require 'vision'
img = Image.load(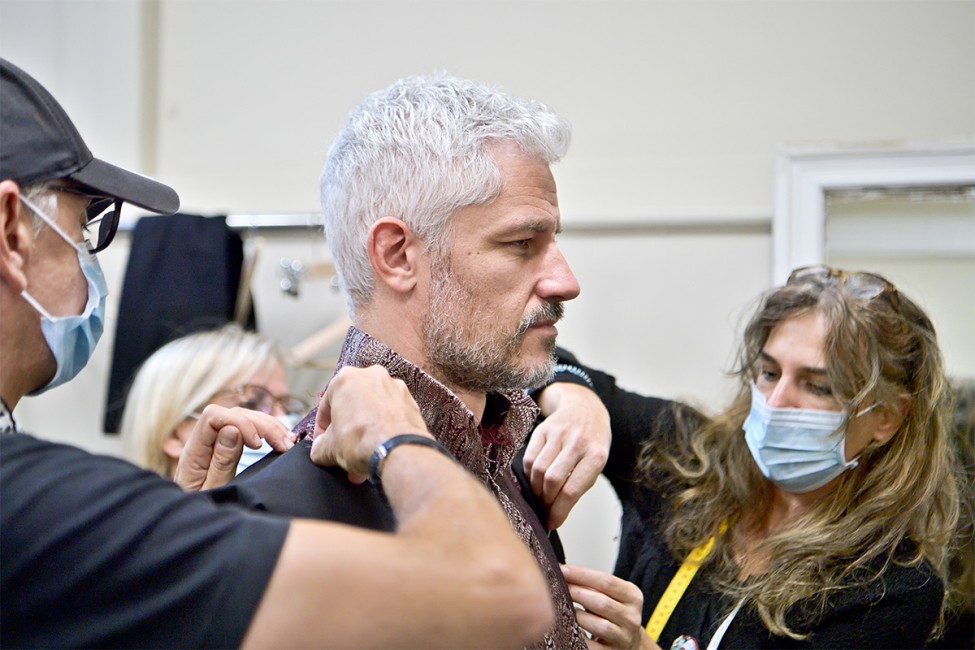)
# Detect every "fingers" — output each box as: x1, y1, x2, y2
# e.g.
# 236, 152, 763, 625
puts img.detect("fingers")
547, 448, 607, 529
563, 564, 642, 606
252, 411, 296, 453
206, 421, 246, 477
524, 421, 610, 529
174, 404, 241, 491
562, 564, 645, 650
314, 382, 334, 439
525, 422, 561, 502
309, 427, 339, 469
521, 422, 545, 474
310, 366, 430, 475
526, 381, 612, 528
174, 405, 296, 491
